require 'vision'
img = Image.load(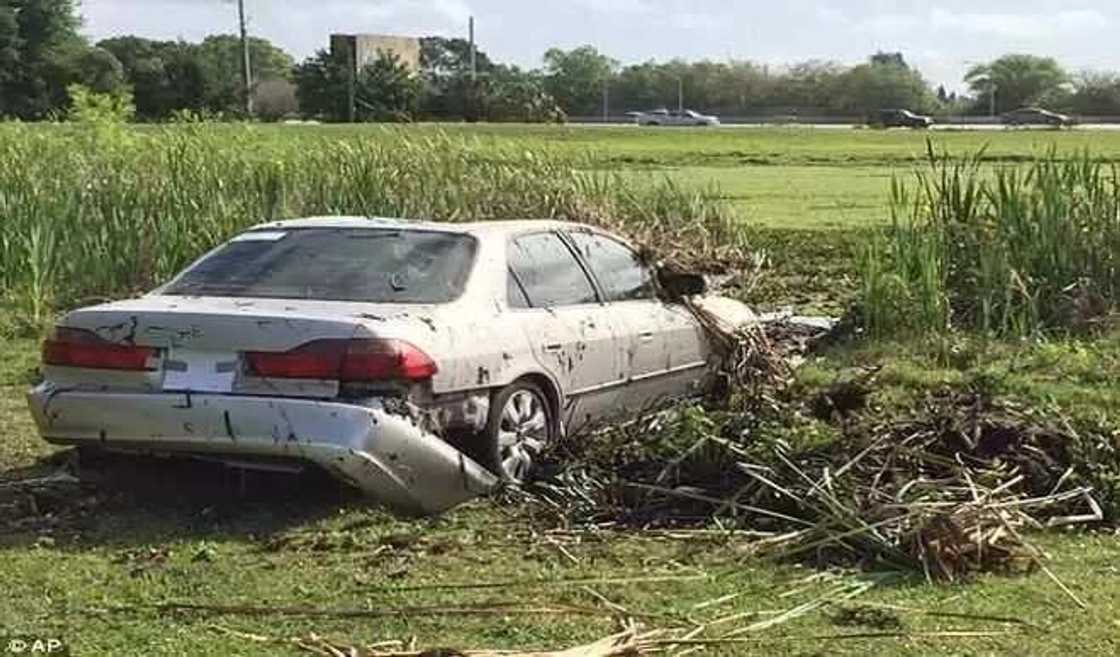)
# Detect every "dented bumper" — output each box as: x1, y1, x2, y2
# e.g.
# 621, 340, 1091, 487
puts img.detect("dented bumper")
25, 384, 497, 515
